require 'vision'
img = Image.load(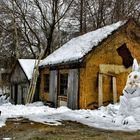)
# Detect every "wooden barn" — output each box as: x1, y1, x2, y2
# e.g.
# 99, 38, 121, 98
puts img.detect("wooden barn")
10, 59, 39, 104
39, 19, 140, 109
